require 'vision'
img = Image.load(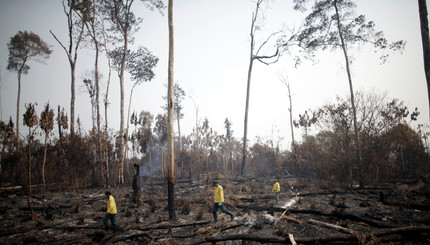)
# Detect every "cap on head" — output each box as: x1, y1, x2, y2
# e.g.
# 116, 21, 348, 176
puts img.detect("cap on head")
105, 191, 111, 195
